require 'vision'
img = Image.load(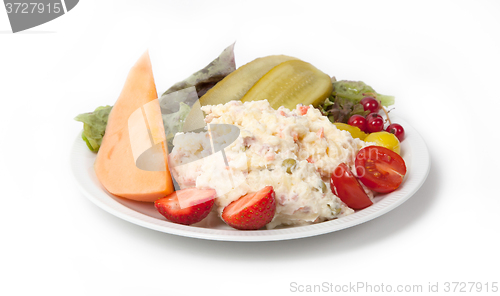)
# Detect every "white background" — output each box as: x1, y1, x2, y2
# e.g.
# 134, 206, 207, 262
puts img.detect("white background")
1, 1, 499, 295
